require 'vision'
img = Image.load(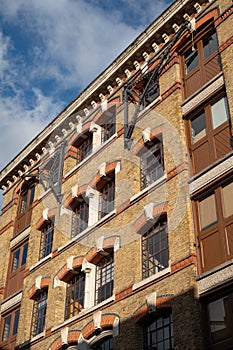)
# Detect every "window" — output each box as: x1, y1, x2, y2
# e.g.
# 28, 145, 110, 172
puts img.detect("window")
39, 220, 54, 260
140, 136, 164, 190
5, 242, 29, 297
195, 179, 233, 273
71, 198, 89, 237
15, 183, 35, 234
1, 309, 20, 342
202, 291, 233, 349
31, 289, 48, 337
143, 311, 174, 350
91, 336, 113, 350
99, 174, 115, 219
99, 106, 116, 143
74, 132, 93, 164
182, 27, 221, 98
65, 272, 85, 319
187, 95, 230, 174
11, 242, 28, 273
142, 218, 168, 279
95, 252, 114, 304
